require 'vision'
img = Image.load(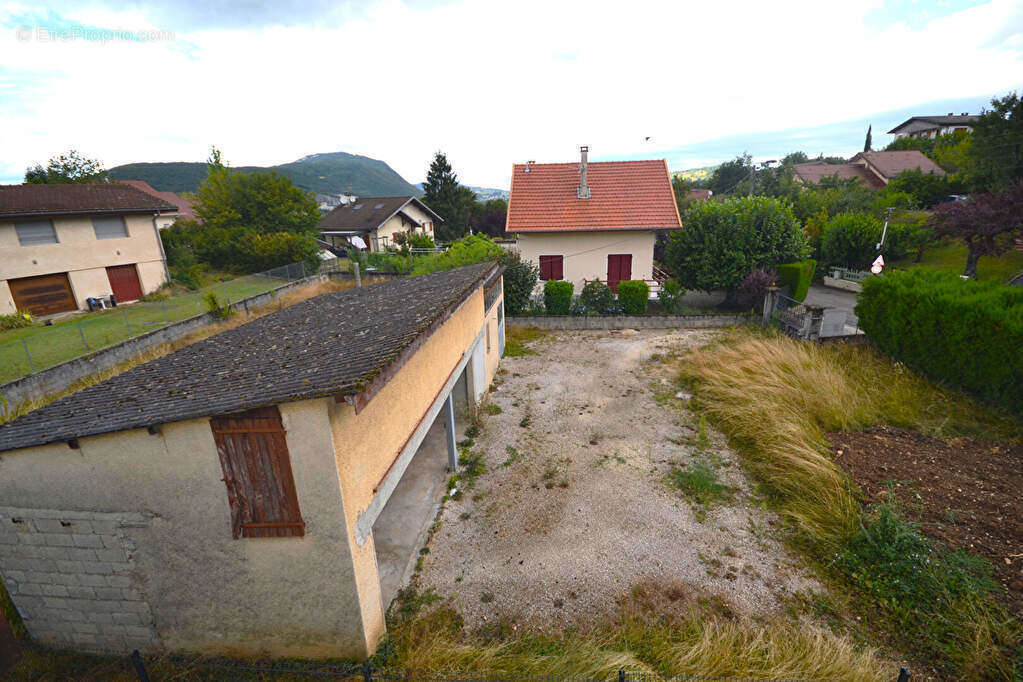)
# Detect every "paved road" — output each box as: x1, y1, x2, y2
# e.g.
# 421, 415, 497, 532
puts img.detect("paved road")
804, 284, 860, 327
